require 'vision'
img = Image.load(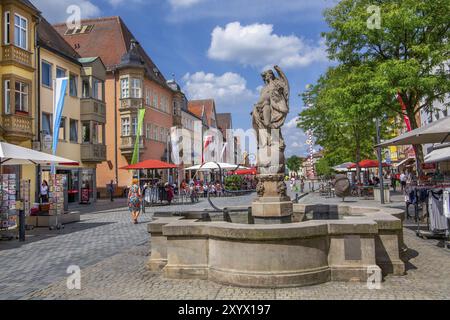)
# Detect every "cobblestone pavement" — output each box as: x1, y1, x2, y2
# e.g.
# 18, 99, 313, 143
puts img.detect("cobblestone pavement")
3, 190, 450, 300
25, 226, 450, 300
